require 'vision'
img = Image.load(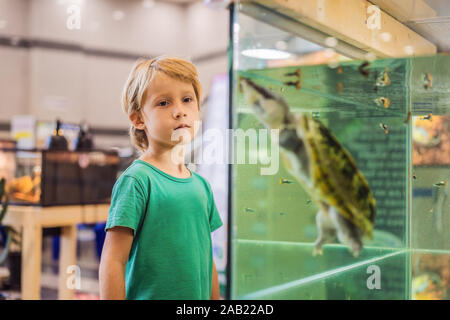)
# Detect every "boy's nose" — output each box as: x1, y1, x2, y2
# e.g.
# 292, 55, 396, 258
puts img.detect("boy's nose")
173, 106, 187, 119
